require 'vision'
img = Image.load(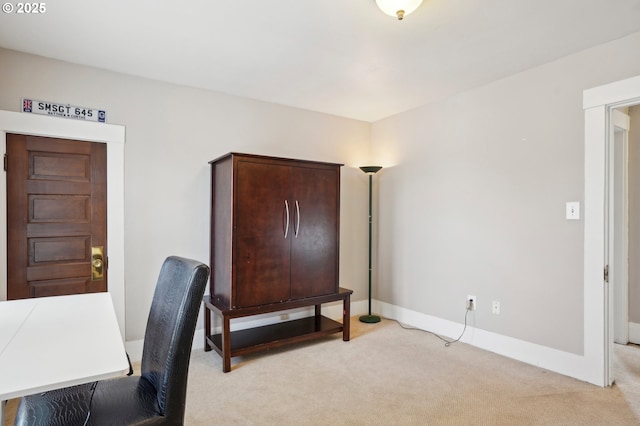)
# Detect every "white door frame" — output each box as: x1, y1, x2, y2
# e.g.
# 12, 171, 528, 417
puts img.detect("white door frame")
584, 75, 640, 386
0, 110, 126, 338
